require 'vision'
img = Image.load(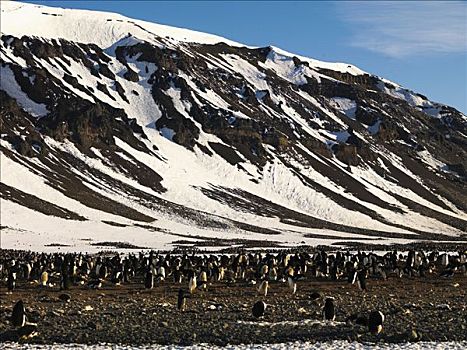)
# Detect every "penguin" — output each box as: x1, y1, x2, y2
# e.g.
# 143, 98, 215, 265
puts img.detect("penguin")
323, 297, 336, 321
198, 270, 208, 291
348, 269, 357, 285
24, 263, 32, 281
144, 269, 154, 289
40, 269, 48, 287
111, 271, 122, 285
259, 264, 268, 279
11, 300, 26, 328
287, 274, 297, 295
60, 271, 71, 291
268, 266, 278, 281
440, 253, 449, 267
157, 266, 166, 282
252, 300, 266, 318
177, 289, 186, 311
7, 271, 16, 294
173, 268, 183, 284
368, 310, 385, 334
257, 280, 269, 297
357, 270, 367, 291
188, 272, 197, 294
